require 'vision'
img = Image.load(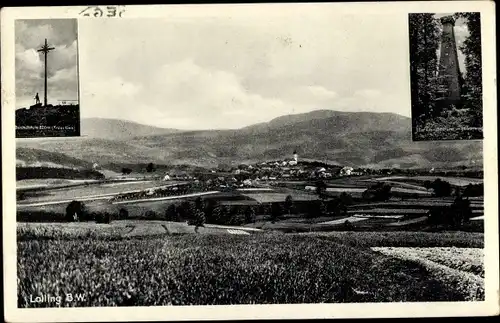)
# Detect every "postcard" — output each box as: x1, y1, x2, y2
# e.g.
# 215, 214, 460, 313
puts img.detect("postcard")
1, 2, 498, 322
